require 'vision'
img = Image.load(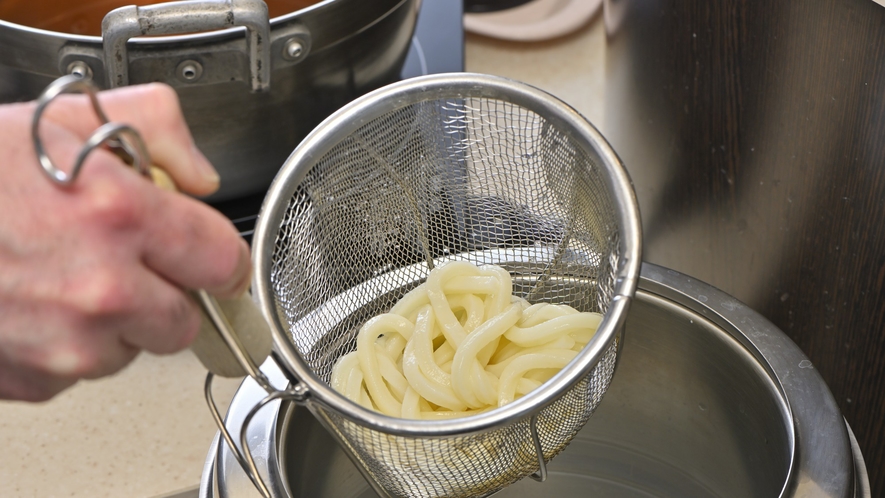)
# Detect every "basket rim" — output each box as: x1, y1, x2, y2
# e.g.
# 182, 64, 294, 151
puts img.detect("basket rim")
252, 72, 642, 436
